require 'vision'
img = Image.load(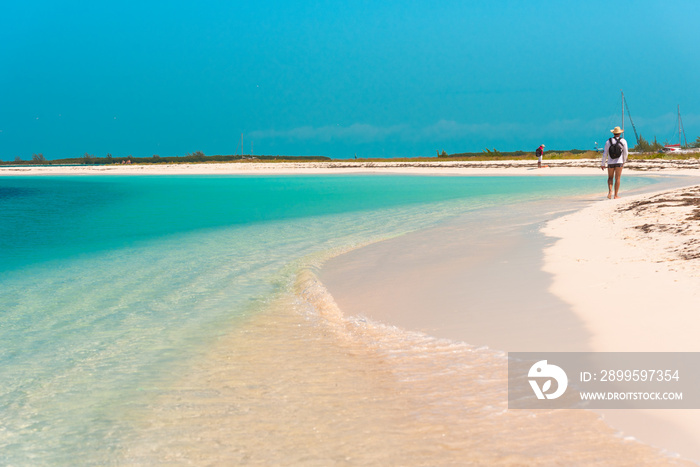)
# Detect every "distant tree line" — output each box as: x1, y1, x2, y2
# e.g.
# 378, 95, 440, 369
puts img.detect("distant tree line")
3, 142, 700, 164
0, 151, 332, 165
441, 149, 590, 158
1, 153, 49, 163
